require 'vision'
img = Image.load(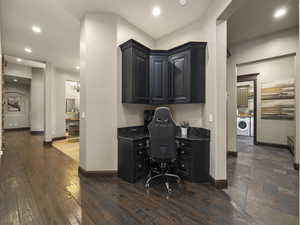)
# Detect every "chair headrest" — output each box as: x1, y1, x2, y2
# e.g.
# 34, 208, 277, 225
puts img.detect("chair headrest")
153, 107, 175, 124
